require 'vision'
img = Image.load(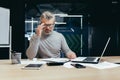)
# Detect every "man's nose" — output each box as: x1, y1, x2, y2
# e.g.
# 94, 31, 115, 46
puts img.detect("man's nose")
46, 26, 50, 29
